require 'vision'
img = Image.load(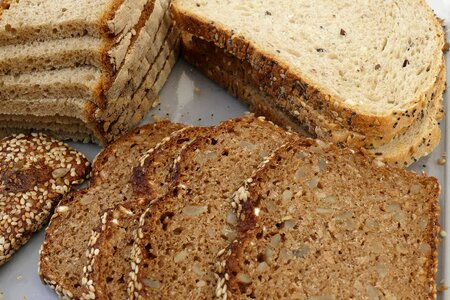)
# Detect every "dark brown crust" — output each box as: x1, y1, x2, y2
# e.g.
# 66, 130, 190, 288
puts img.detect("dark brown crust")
223, 139, 440, 299
0, 133, 90, 266
170, 2, 446, 140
